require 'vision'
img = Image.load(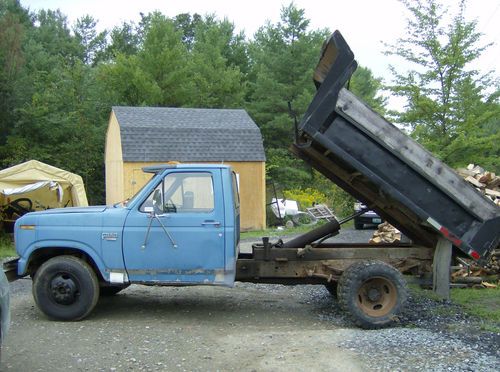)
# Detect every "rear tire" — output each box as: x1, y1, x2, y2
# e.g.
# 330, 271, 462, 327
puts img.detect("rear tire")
337, 260, 407, 329
33, 256, 99, 321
